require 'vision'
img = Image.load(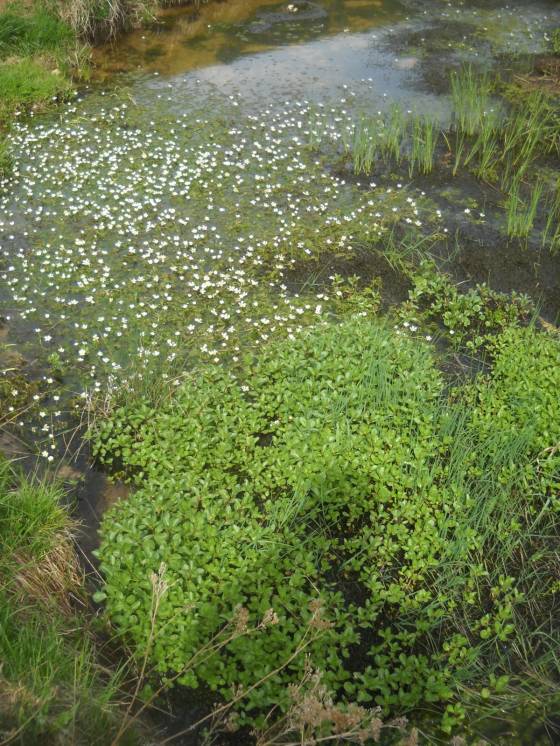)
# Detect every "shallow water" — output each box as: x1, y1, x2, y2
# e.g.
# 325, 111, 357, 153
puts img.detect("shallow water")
94, 0, 407, 78
0, 0, 560, 476
92, 0, 559, 110
1, 0, 560, 536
